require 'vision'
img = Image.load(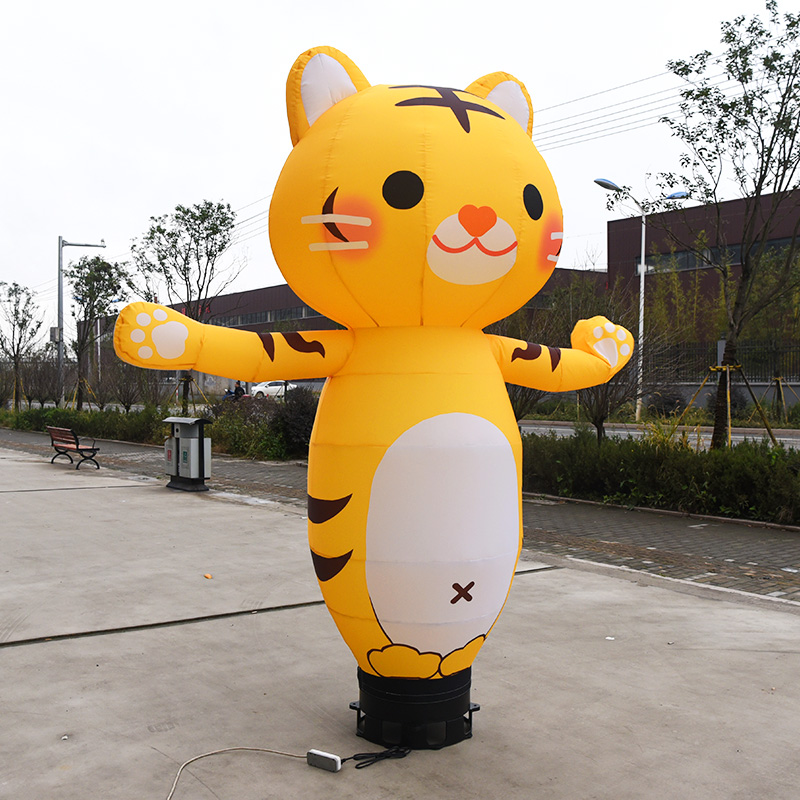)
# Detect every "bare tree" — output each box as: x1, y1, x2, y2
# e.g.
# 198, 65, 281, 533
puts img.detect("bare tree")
0, 365, 13, 410
107, 358, 142, 412
138, 368, 172, 409
0, 283, 43, 411
23, 348, 60, 408
546, 275, 679, 441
